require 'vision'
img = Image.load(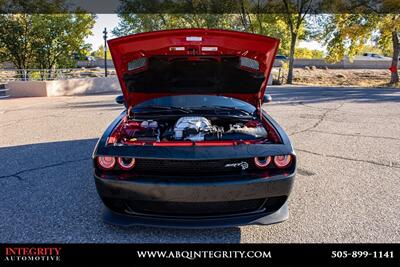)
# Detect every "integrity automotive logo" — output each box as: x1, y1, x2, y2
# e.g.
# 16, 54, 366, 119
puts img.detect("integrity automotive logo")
3, 247, 62, 262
